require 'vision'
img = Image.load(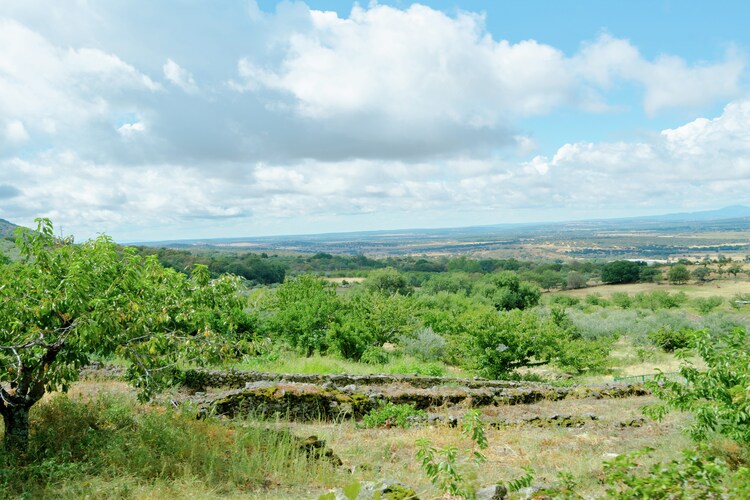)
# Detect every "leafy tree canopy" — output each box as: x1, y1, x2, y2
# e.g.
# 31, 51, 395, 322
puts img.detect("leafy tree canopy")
0, 220, 249, 452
